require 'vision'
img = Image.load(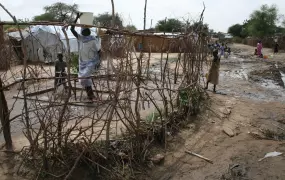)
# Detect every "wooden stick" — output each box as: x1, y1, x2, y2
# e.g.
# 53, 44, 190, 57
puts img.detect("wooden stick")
185, 150, 213, 164
13, 95, 109, 107
66, 86, 112, 94
1, 21, 191, 38
0, 2, 33, 146
143, 0, 148, 31
110, 0, 115, 28
64, 149, 84, 180
25, 87, 54, 97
